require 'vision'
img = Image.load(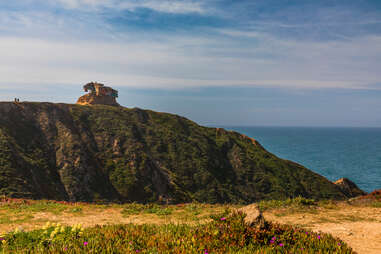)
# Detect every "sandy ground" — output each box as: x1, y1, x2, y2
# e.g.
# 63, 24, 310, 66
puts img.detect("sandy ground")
1, 203, 380, 253
262, 205, 381, 254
